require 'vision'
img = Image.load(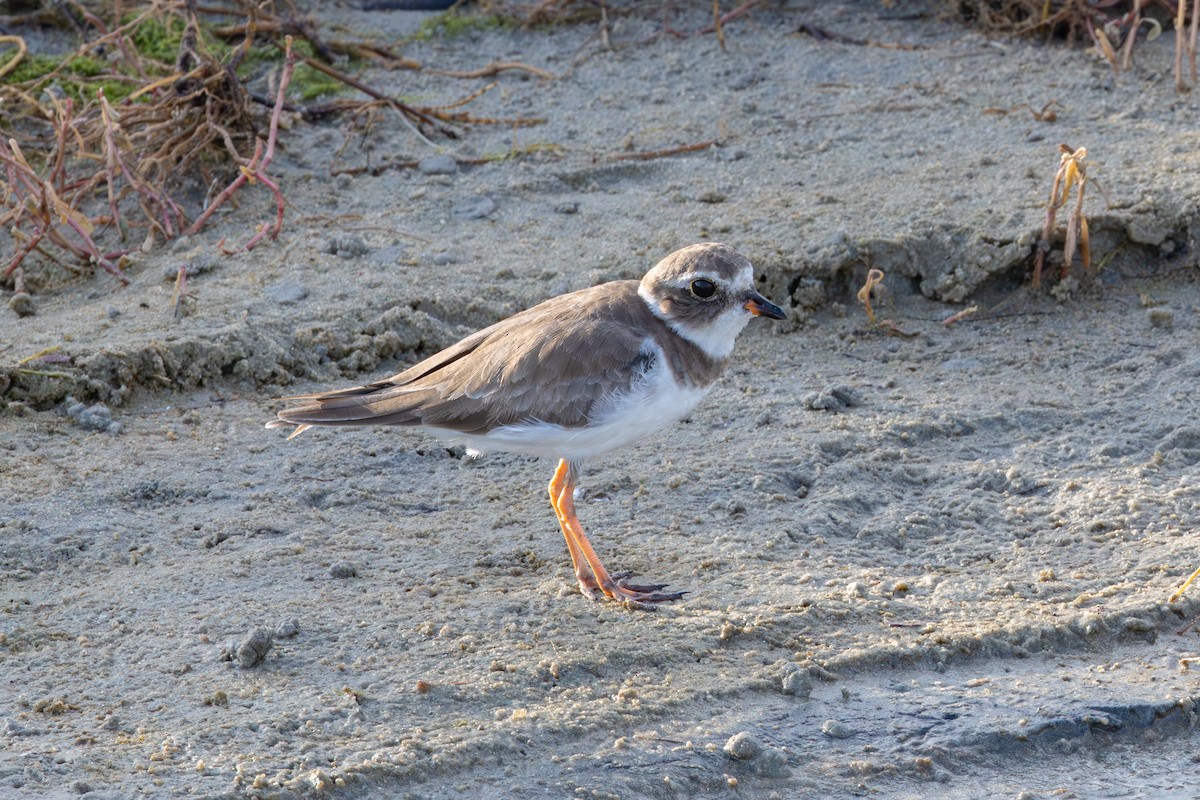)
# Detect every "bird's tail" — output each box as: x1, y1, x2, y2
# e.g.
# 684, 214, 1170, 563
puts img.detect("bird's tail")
265, 383, 429, 438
